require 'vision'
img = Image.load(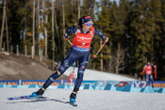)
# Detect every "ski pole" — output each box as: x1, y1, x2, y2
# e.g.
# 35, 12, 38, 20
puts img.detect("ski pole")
67, 40, 73, 46
93, 37, 109, 58
95, 42, 106, 56
65, 39, 73, 46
